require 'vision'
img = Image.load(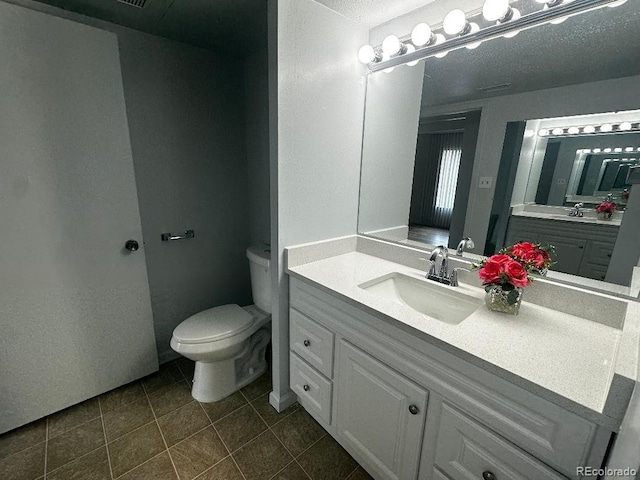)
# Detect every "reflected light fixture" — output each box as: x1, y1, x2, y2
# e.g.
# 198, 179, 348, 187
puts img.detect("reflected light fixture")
568, 127, 580, 135
583, 126, 596, 134
600, 124, 613, 132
